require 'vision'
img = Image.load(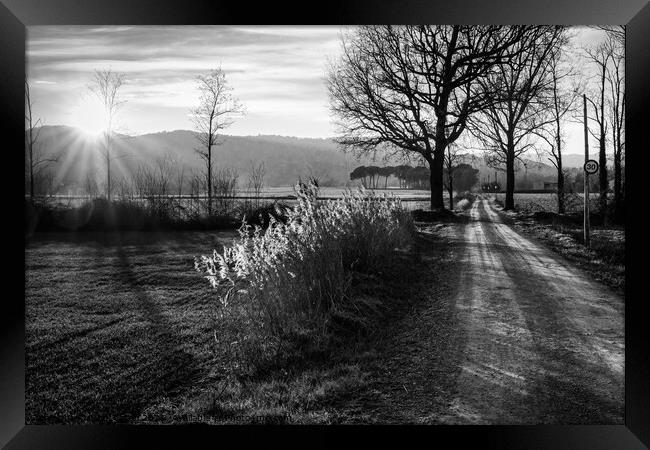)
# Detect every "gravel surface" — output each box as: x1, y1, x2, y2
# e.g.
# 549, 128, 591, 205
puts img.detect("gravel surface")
330, 197, 624, 424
